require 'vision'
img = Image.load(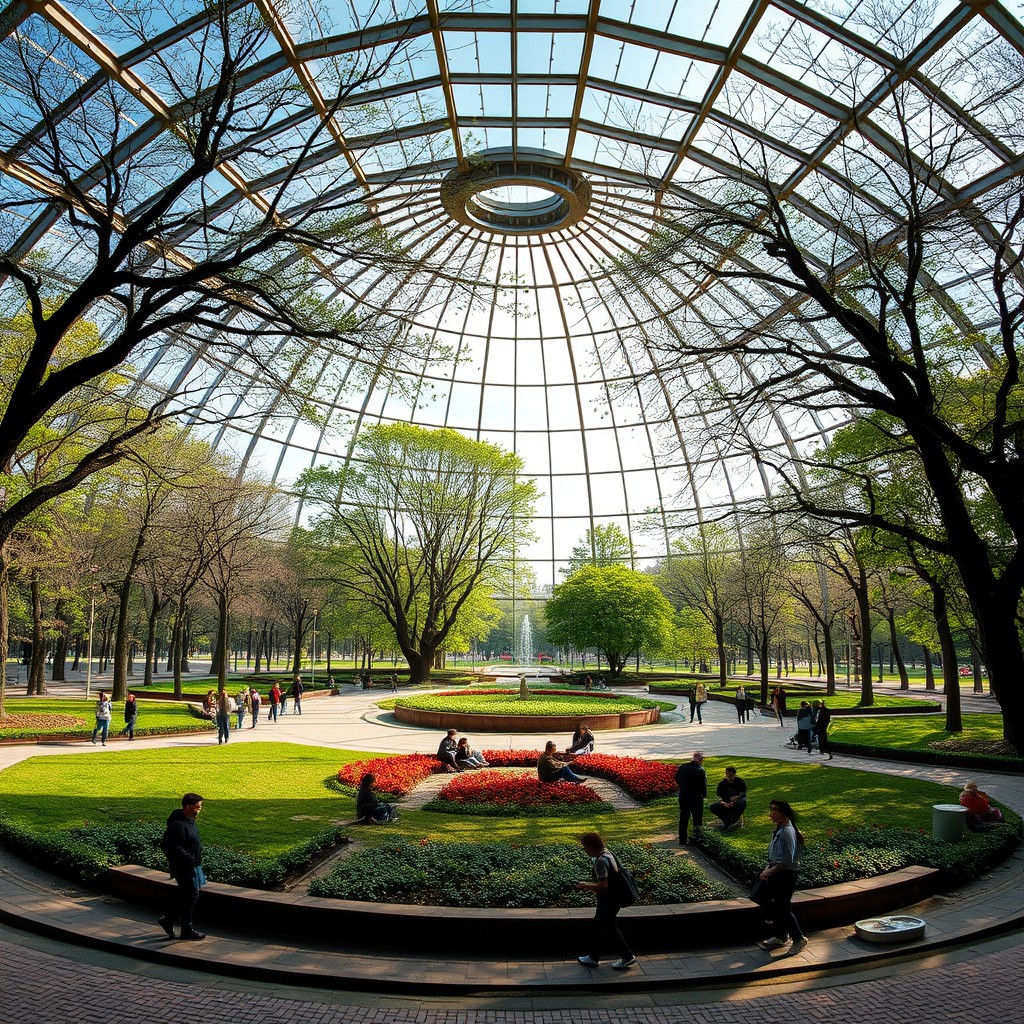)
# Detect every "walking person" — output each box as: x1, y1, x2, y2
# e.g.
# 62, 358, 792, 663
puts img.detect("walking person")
290, 674, 304, 715
158, 793, 206, 941
248, 687, 261, 727
120, 693, 138, 740
235, 686, 247, 730
735, 685, 748, 724
268, 683, 281, 722
675, 750, 707, 844
91, 691, 112, 745
575, 832, 636, 970
754, 799, 807, 954
772, 686, 787, 727
389, 672, 399, 692
795, 701, 814, 753
215, 689, 231, 744
816, 700, 833, 759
